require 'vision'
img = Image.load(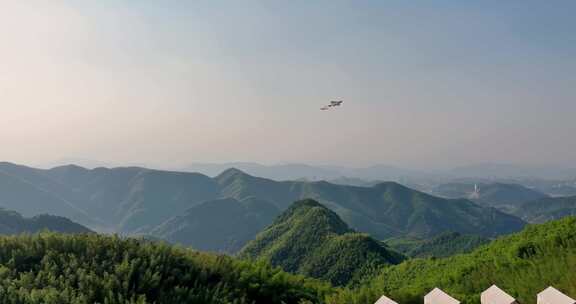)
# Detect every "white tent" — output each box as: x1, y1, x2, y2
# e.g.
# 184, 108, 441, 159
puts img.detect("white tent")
374, 295, 398, 304
424, 288, 460, 304
537, 287, 576, 304
481, 285, 518, 304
